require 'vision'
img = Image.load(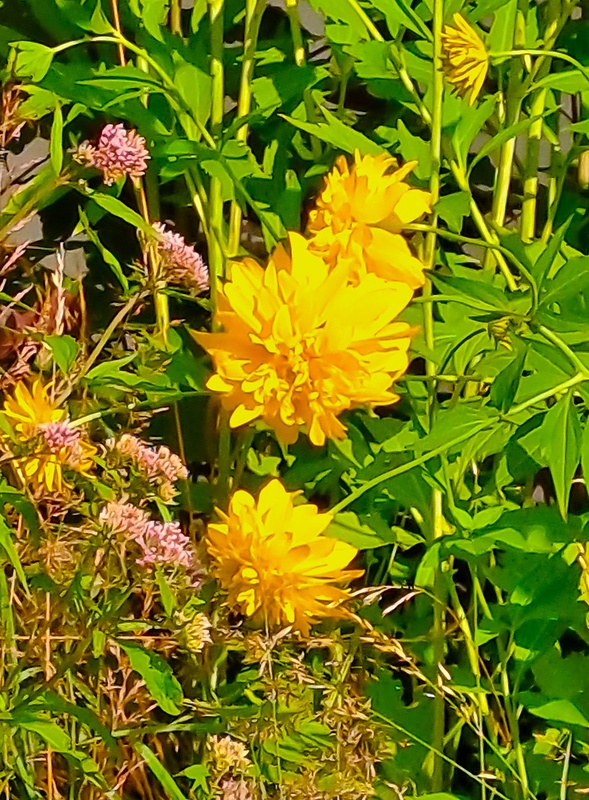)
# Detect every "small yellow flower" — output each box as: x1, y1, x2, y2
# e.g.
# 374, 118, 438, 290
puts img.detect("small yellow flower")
207, 480, 362, 635
307, 151, 430, 290
441, 13, 488, 105
1, 379, 96, 493
194, 233, 415, 446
